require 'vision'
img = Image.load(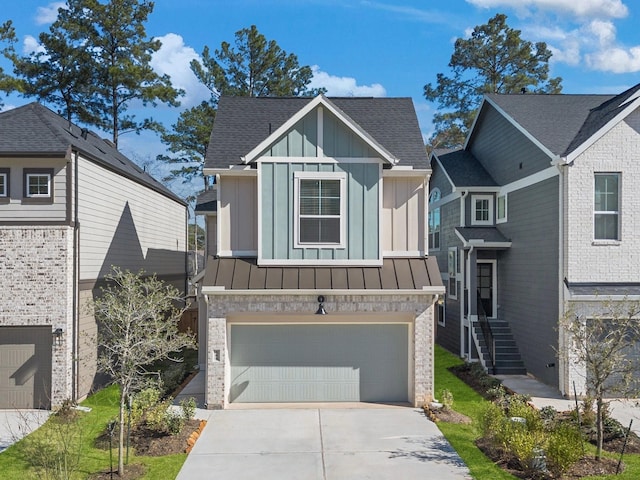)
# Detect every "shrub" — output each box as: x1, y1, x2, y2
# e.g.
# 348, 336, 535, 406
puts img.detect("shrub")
440, 389, 453, 410
131, 387, 162, 428
486, 385, 508, 403
539, 405, 558, 428
481, 402, 506, 441
546, 423, 583, 476
165, 410, 185, 436
146, 398, 174, 433
180, 397, 197, 420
